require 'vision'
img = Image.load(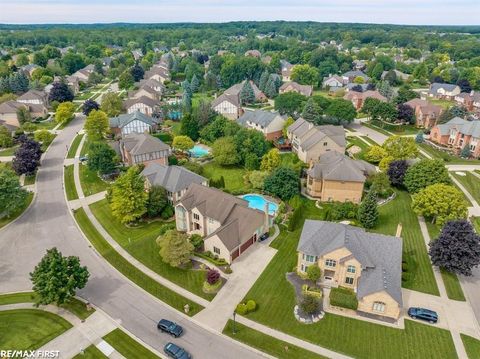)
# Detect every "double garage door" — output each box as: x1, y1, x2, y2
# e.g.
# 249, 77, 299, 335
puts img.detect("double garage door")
230, 234, 257, 261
